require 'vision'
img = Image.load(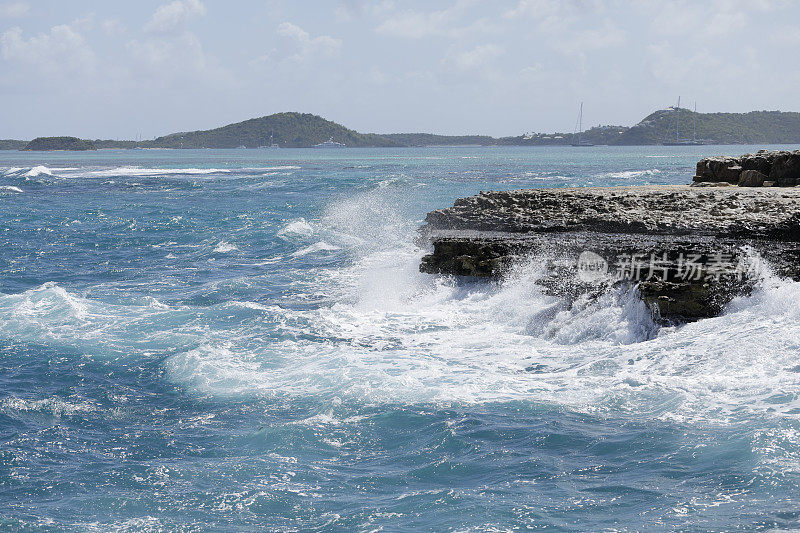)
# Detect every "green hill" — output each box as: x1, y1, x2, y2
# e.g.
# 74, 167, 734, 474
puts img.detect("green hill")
149, 112, 402, 148
23, 137, 96, 151
0, 139, 26, 150
615, 109, 800, 145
